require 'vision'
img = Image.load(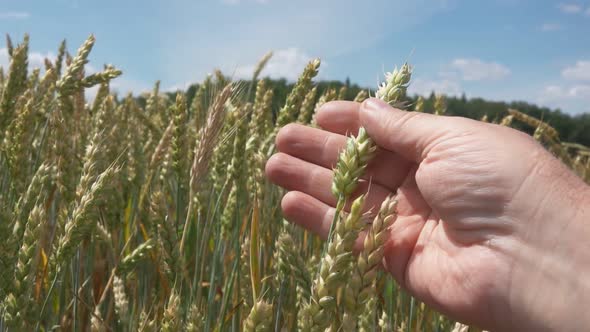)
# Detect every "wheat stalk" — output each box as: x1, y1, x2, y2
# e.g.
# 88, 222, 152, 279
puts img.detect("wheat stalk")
376, 63, 412, 105
118, 239, 155, 274
161, 290, 181, 332
354, 90, 369, 103
275, 59, 320, 128
326, 127, 376, 248
244, 300, 273, 332
297, 86, 318, 124
0, 35, 29, 132
342, 196, 398, 331
56, 34, 95, 96
185, 303, 205, 332
113, 275, 129, 324
307, 195, 366, 331
415, 95, 425, 112
252, 51, 273, 81
3, 204, 45, 329
435, 93, 447, 115
54, 164, 120, 264
180, 84, 232, 254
